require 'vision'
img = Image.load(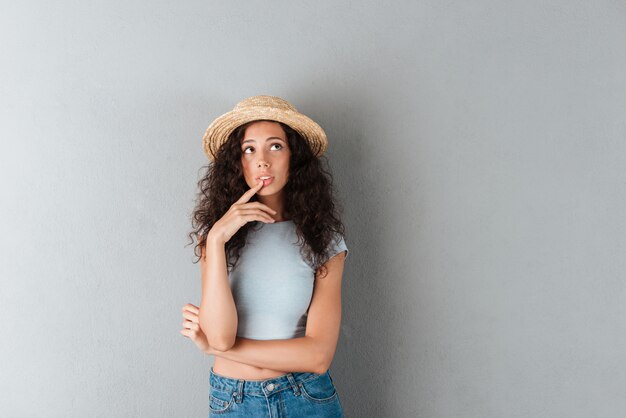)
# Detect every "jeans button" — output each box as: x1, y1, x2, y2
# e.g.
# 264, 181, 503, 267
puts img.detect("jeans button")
266, 383, 275, 392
